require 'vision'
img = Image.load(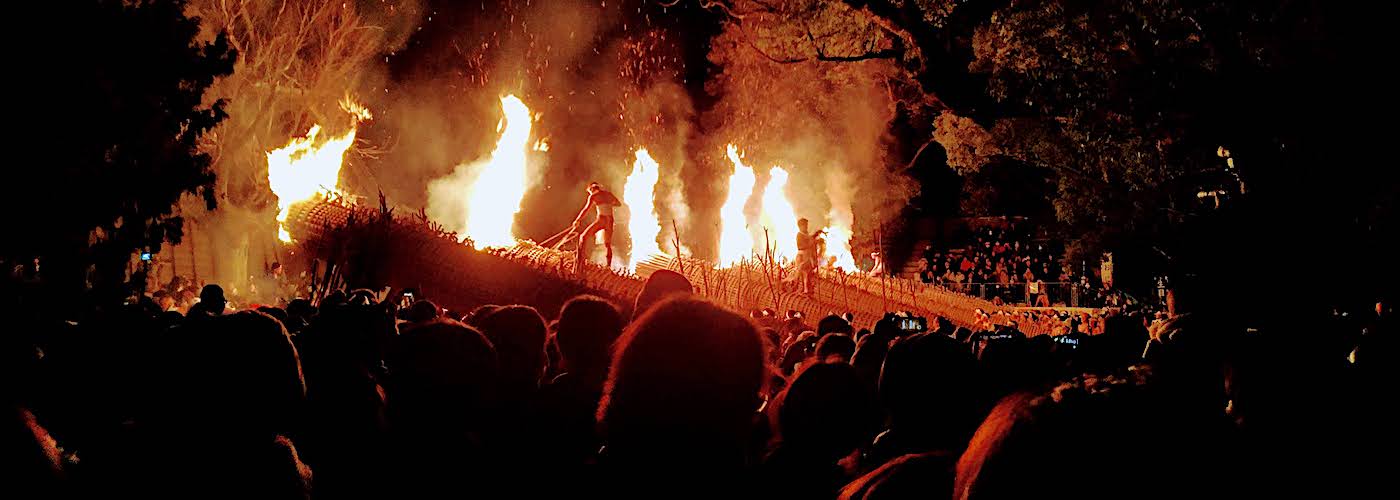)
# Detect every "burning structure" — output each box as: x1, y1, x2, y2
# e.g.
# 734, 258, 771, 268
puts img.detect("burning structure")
284, 193, 1031, 334
158, 1, 918, 293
